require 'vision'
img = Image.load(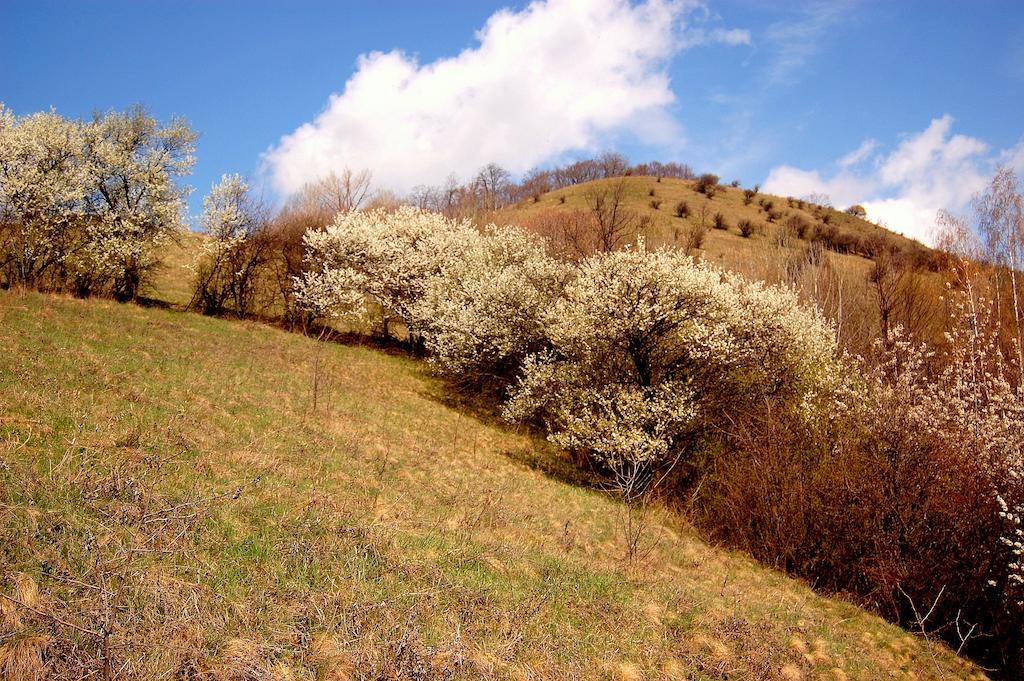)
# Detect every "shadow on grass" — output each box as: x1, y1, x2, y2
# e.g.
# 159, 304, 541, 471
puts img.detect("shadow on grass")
421, 374, 606, 491
135, 296, 175, 310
